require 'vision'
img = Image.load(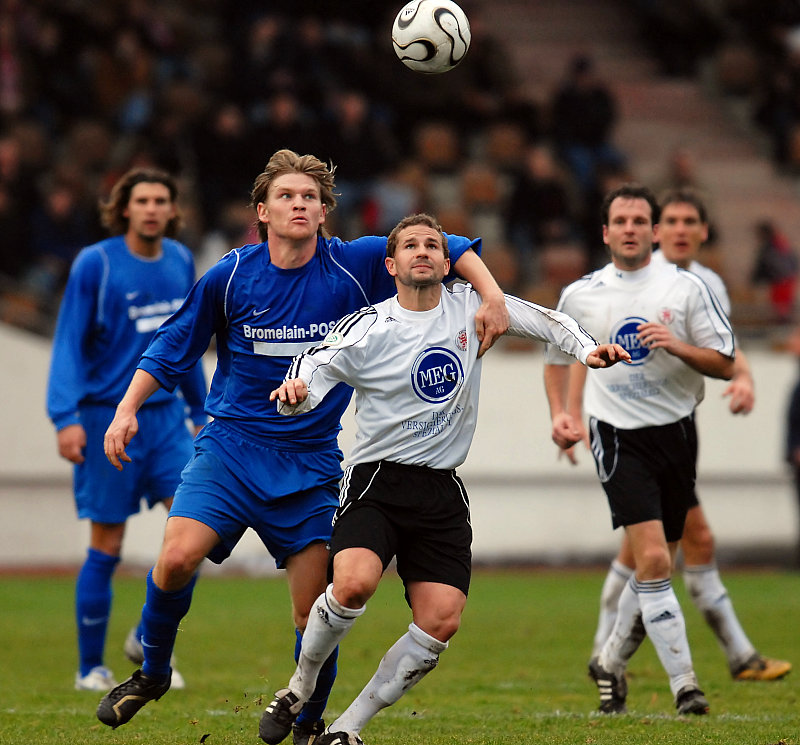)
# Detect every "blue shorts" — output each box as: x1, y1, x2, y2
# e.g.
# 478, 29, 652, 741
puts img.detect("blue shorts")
74, 400, 195, 524
169, 419, 341, 568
